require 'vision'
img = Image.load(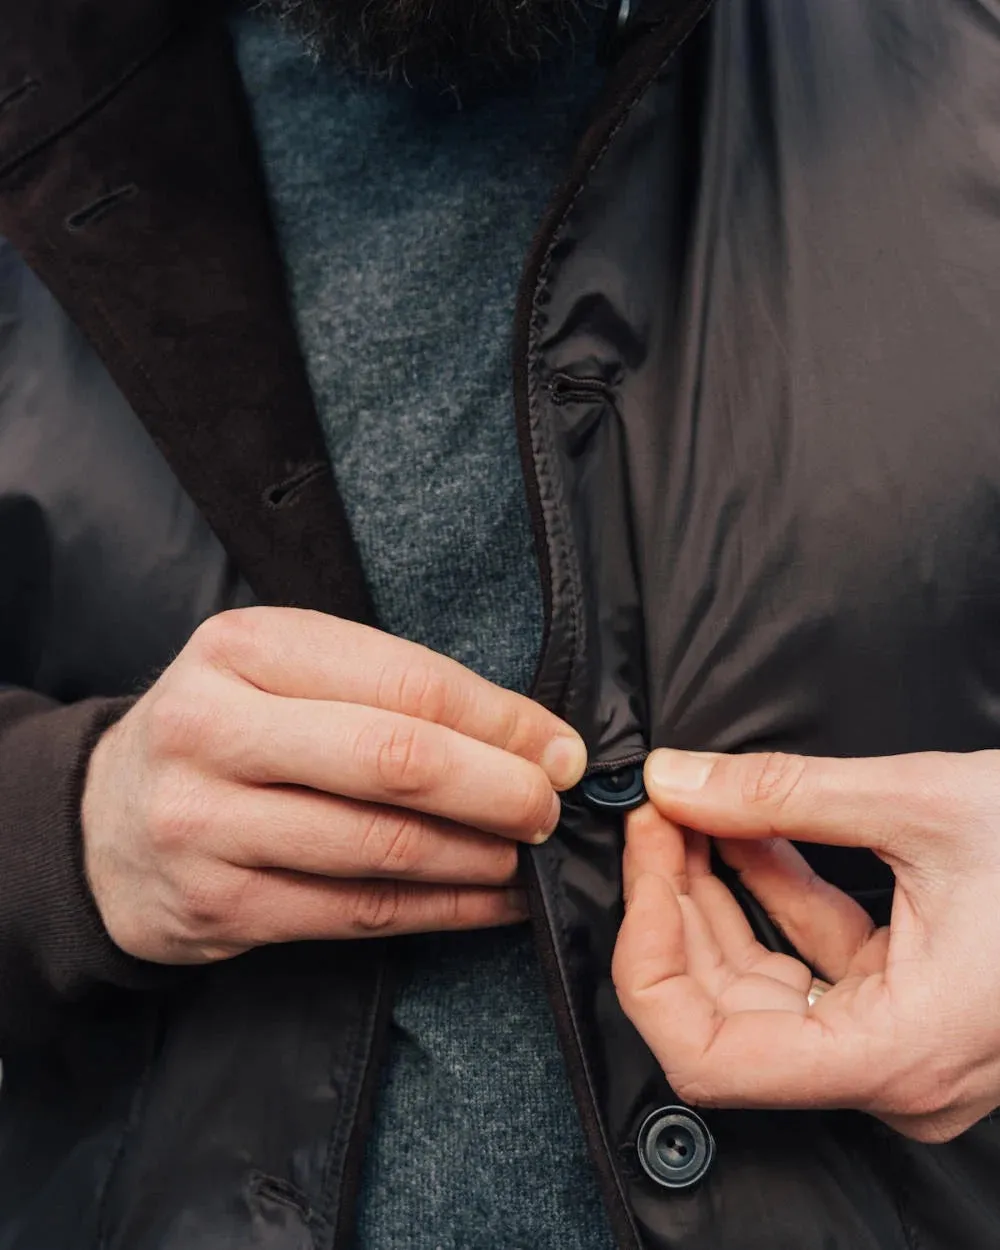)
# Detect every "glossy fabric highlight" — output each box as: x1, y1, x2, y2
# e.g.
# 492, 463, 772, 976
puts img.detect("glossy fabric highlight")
524, 1, 1000, 1245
